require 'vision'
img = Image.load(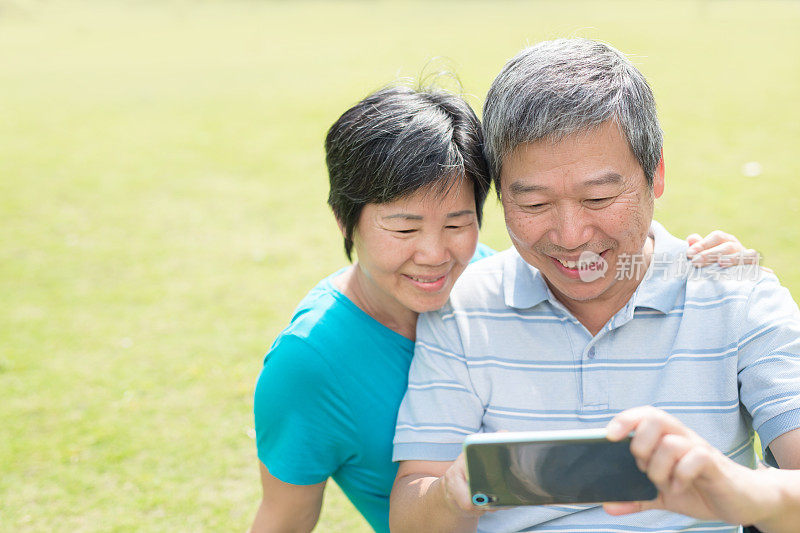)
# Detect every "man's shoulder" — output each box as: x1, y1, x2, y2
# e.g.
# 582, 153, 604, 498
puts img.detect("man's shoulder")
667, 267, 797, 345
649, 222, 782, 310
684, 265, 779, 303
